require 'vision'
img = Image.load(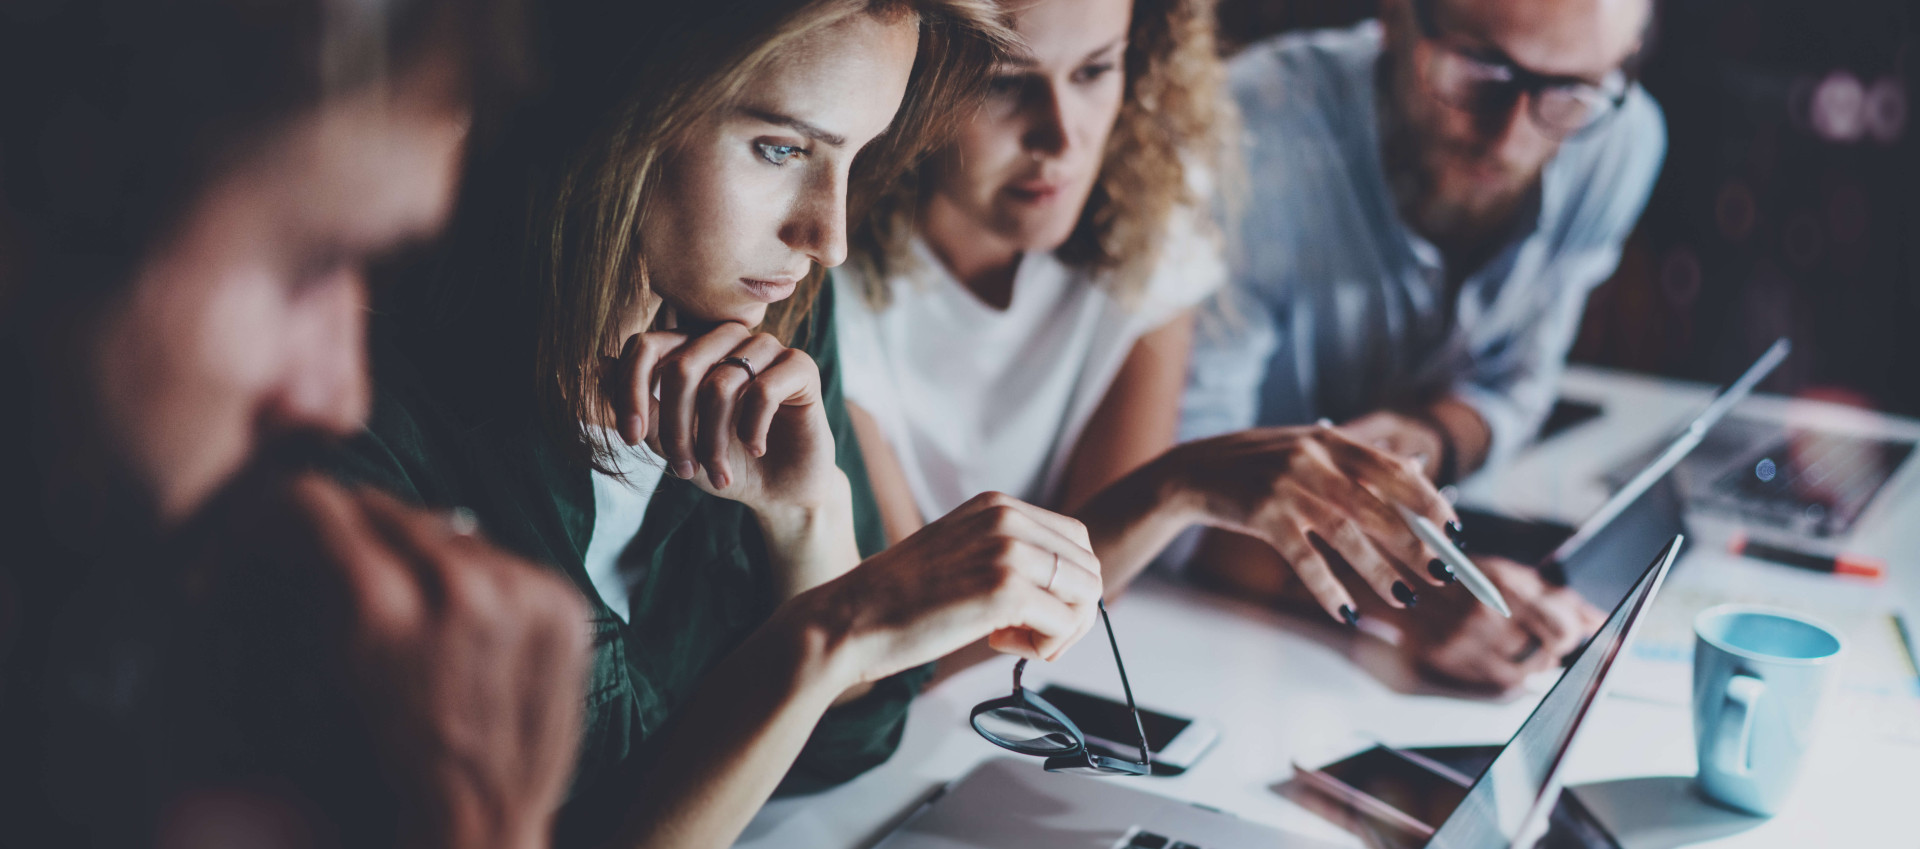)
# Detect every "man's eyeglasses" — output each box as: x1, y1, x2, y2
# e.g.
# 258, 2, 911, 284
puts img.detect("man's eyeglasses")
1411, 0, 1633, 139
970, 601, 1152, 776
